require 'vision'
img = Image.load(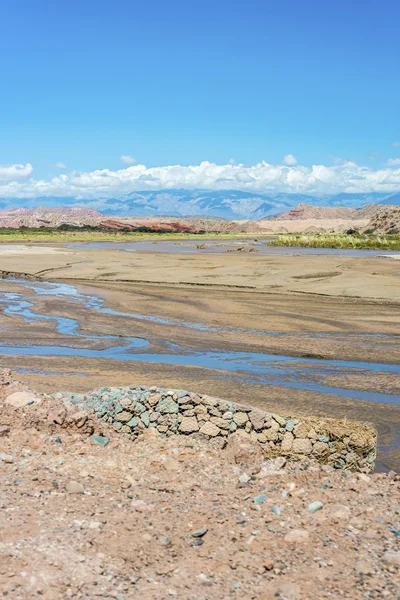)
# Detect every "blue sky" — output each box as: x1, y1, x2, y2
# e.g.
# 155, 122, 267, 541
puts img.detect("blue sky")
1, 0, 400, 198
